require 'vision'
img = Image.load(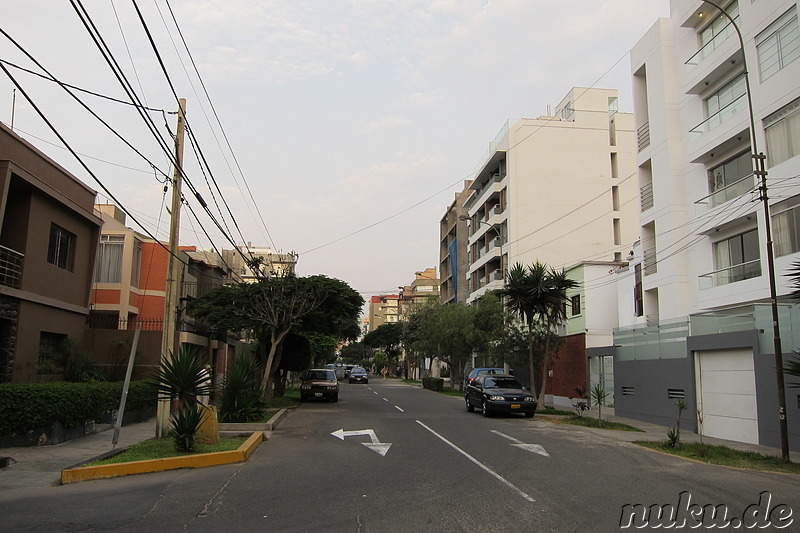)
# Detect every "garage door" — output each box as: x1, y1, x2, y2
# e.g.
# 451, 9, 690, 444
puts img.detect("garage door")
695, 349, 758, 445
